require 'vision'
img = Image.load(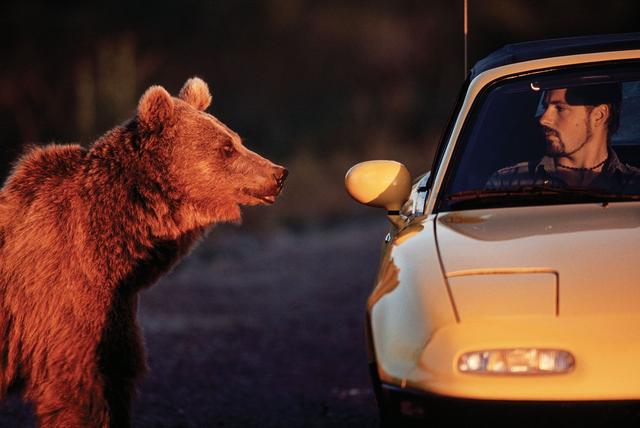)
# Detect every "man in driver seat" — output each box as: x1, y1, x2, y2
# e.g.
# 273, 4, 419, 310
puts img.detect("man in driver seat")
486, 82, 640, 191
